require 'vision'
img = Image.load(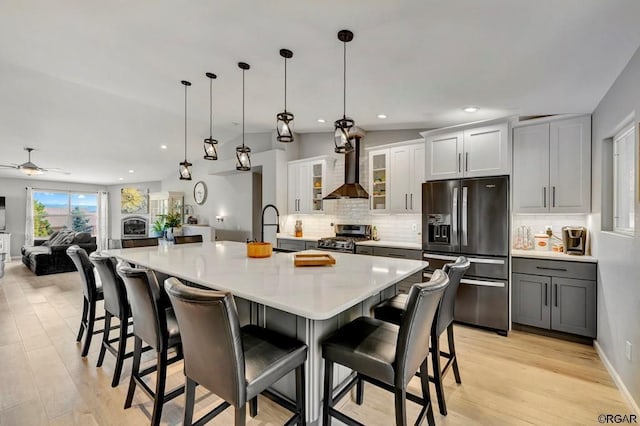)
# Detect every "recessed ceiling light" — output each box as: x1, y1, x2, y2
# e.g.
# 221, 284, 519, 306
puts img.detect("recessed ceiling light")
118, 177, 124, 181
317, 118, 326, 123
160, 144, 168, 149
128, 169, 134, 173
377, 114, 387, 119
463, 106, 479, 113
